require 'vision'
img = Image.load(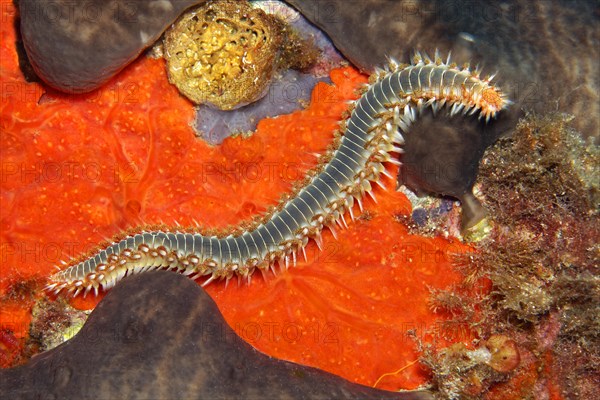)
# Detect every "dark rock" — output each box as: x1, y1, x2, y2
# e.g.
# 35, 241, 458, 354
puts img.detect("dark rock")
18, 0, 204, 93
0, 271, 433, 400
398, 108, 510, 228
